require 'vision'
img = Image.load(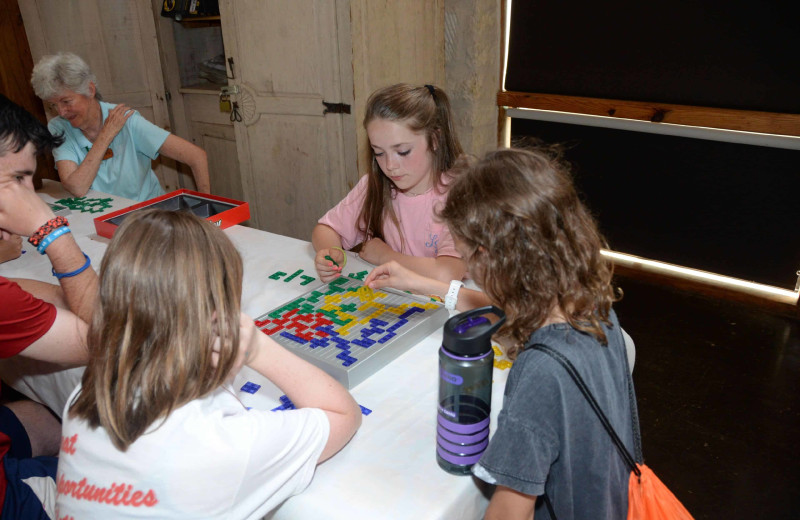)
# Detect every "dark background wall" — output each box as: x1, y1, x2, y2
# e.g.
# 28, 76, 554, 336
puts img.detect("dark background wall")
506, 1, 799, 289
506, 1, 799, 113
512, 119, 800, 289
